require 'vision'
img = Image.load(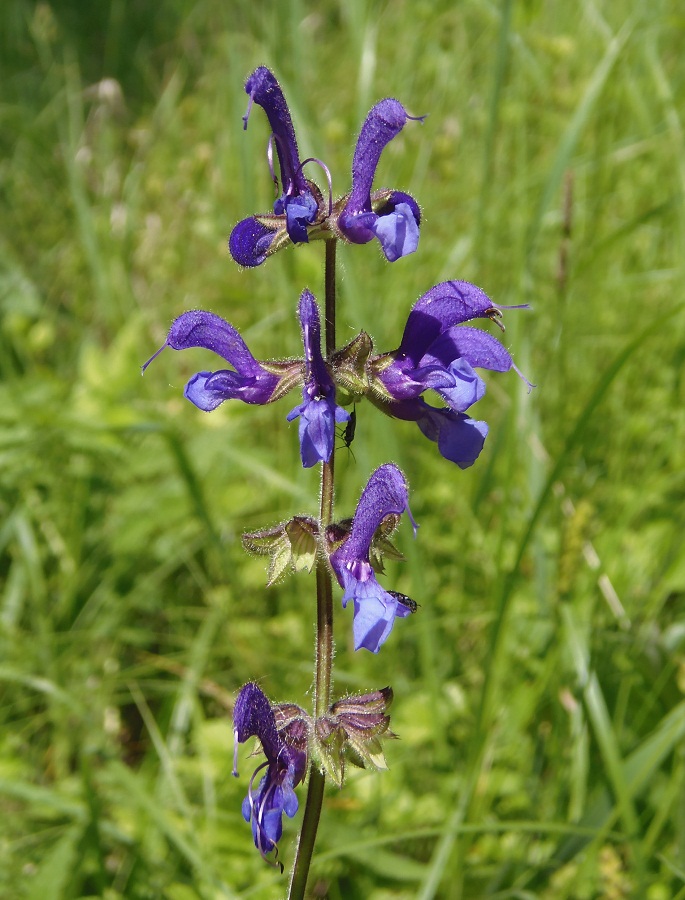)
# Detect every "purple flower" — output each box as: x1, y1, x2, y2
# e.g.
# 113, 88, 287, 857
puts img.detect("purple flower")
368, 281, 531, 467
287, 290, 350, 467
233, 683, 307, 865
375, 397, 489, 469
330, 464, 418, 653
337, 99, 424, 262
142, 309, 301, 411
229, 67, 327, 266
